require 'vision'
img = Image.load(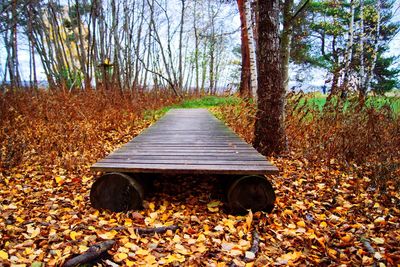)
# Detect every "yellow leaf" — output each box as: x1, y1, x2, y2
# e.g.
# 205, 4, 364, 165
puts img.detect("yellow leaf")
126, 259, 135, 267
27, 225, 41, 239
296, 221, 306, 228
371, 237, 384, 245
197, 234, 206, 242
175, 244, 189, 255
244, 210, 253, 233
70, 231, 77, 240
55, 176, 64, 185
207, 206, 219, 212
124, 219, 133, 227
283, 209, 293, 215
226, 220, 236, 233
165, 253, 185, 263
114, 252, 128, 262
149, 202, 155, 211
144, 254, 157, 264
135, 248, 149, 256
207, 201, 222, 208
341, 234, 352, 243
98, 230, 117, 240
78, 245, 88, 253
124, 242, 139, 251
328, 248, 338, 257
277, 251, 302, 263
0, 250, 8, 260
196, 245, 207, 253
320, 221, 327, 228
